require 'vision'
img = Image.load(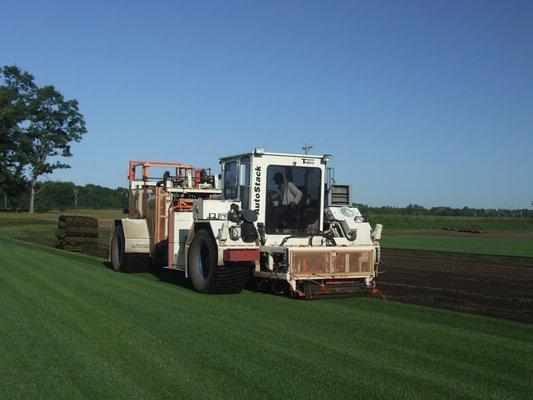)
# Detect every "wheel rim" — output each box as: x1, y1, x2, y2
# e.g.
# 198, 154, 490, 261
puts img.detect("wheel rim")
111, 229, 123, 270
194, 240, 211, 281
